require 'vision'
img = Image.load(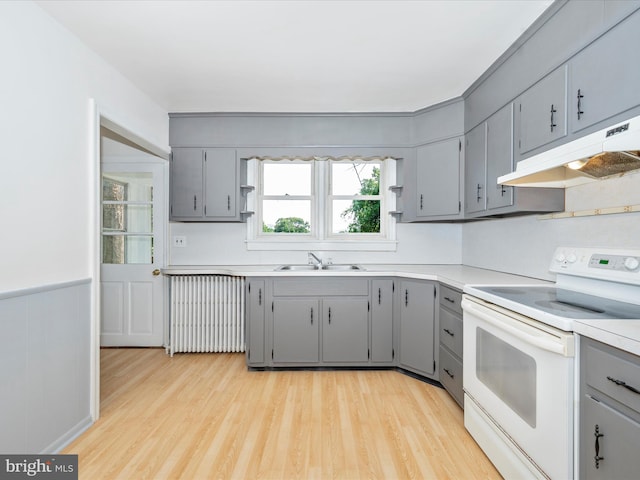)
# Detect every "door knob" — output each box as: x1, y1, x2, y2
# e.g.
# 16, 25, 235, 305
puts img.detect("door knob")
152, 269, 161, 276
